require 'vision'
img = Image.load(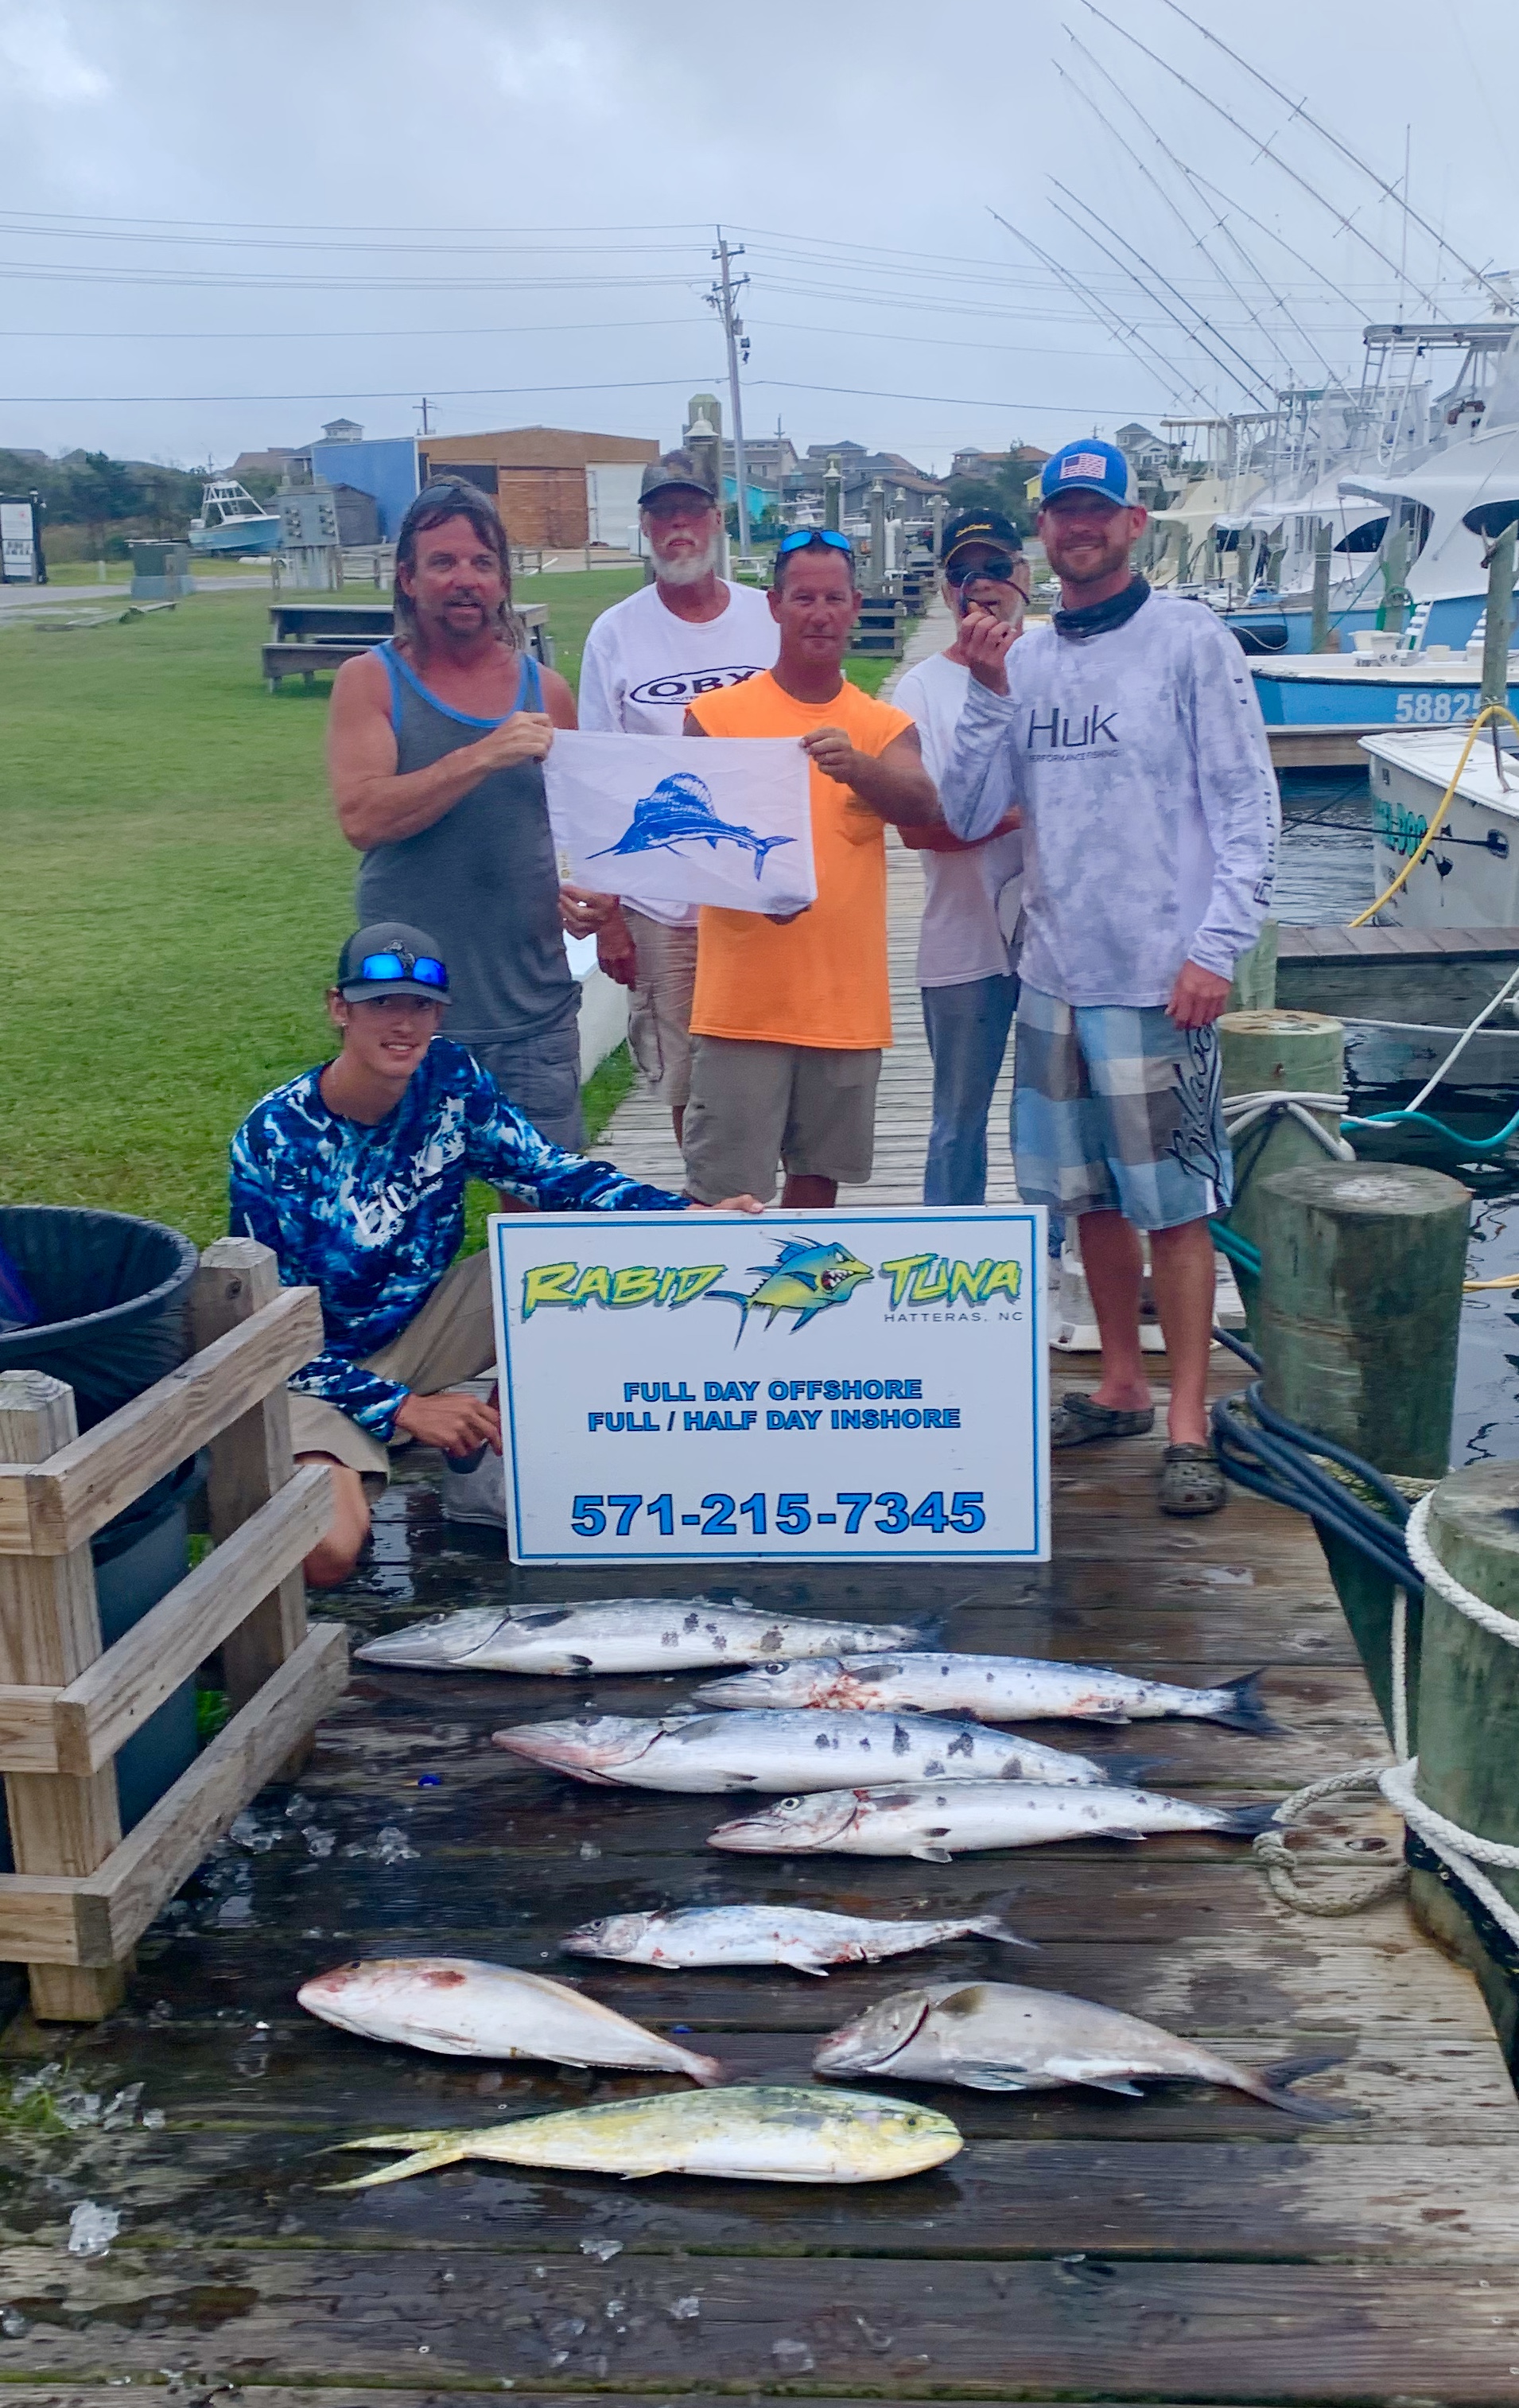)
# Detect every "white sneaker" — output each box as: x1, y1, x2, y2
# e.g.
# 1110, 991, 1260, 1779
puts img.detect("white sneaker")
440, 1445, 510, 1531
